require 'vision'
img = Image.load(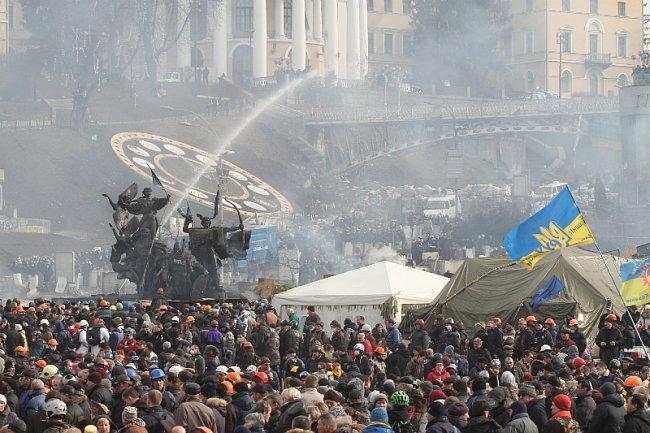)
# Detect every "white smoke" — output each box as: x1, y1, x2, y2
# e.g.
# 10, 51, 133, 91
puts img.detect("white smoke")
362, 245, 406, 266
